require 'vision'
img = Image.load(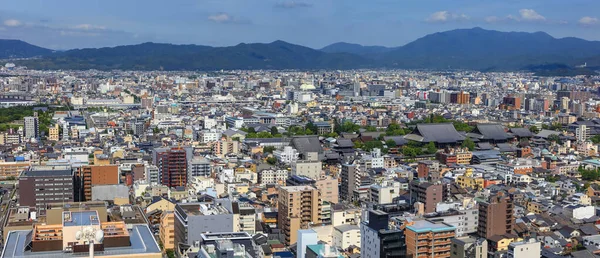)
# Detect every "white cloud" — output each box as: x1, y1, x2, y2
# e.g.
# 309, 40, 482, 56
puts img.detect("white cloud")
579, 16, 599, 26
426, 11, 469, 23
208, 13, 232, 23
73, 24, 106, 30
275, 1, 312, 8
3, 19, 22, 27
484, 16, 500, 23
518, 9, 546, 21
